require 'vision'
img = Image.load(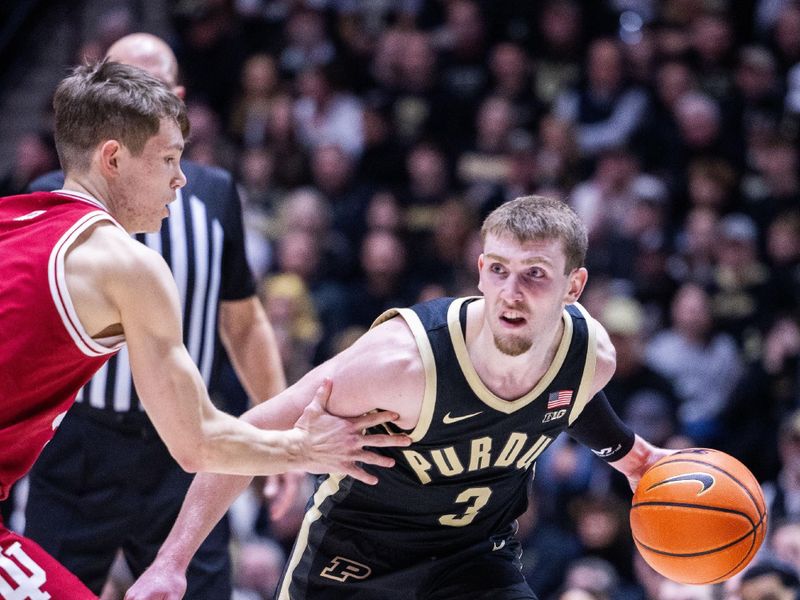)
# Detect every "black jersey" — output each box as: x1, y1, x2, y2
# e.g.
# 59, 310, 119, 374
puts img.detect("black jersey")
301, 296, 598, 552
